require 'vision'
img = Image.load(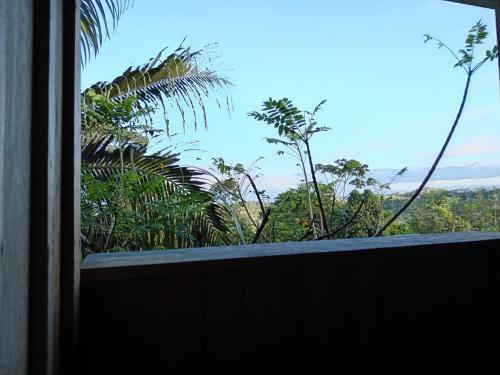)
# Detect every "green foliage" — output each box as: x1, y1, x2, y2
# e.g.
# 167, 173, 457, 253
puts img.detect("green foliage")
377, 21, 498, 236
80, 0, 133, 64
80, 95, 229, 254
84, 45, 232, 134
80, 13, 499, 249
82, 92, 158, 147
267, 183, 384, 242
316, 159, 375, 196
267, 184, 321, 242
386, 189, 500, 234
264, 185, 500, 243
250, 98, 331, 234
423, 20, 498, 73
81, 1, 232, 132
342, 190, 382, 238
249, 98, 330, 139
81, 137, 229, 253
250, 98, 306, 136
209, 157, 268, 244
80, 1, 235, 254
407, 195, 473, 233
